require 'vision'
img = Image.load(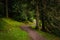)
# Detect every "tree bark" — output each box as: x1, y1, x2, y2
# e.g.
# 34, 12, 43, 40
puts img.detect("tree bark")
41, 0, 46, 31
6, 0, 8, 18
35, 0, 39, 29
